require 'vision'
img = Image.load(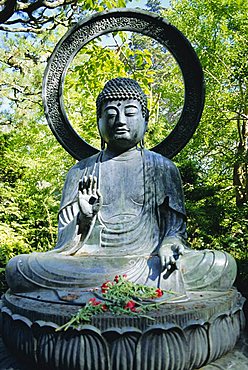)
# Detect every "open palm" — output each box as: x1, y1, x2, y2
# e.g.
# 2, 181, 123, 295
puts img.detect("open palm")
78, 175, 103, 219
